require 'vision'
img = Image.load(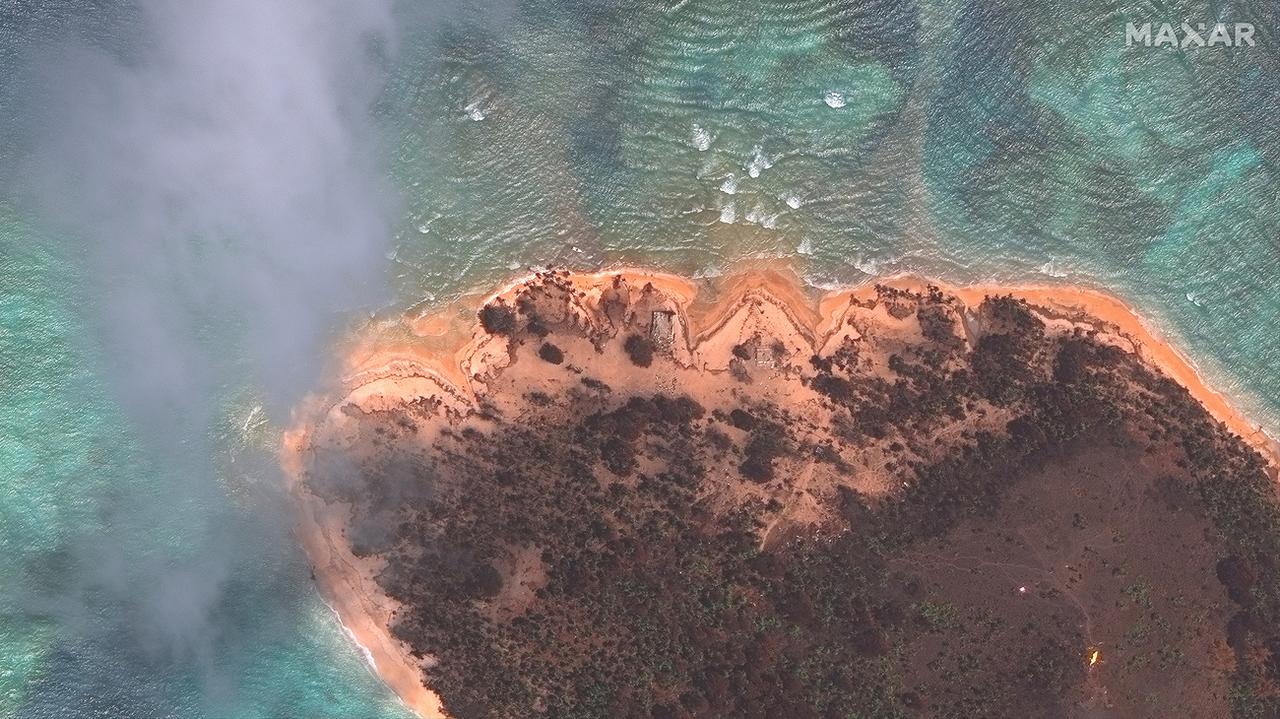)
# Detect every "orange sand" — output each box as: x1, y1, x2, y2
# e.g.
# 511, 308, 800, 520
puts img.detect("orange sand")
283, 418, 448, 719
283, 267, 1279, 719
